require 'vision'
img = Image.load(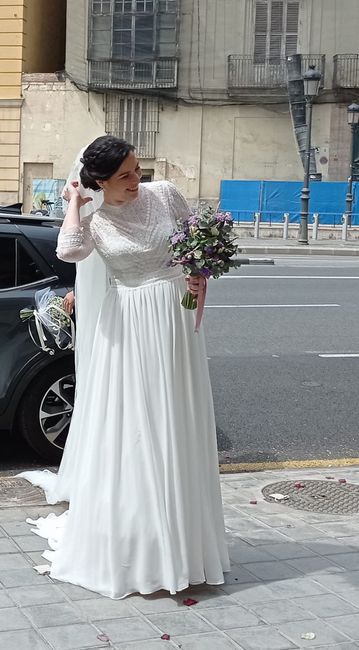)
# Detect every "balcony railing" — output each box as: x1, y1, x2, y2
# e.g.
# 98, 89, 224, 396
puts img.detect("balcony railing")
228, 55, 325, 92
333, 54, 359, 88
88, 58, 177, 90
